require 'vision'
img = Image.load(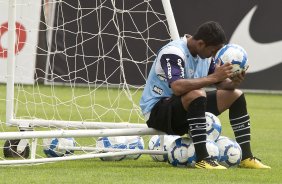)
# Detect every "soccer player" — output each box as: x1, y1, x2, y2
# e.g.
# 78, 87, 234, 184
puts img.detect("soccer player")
140, 21, 270, 169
